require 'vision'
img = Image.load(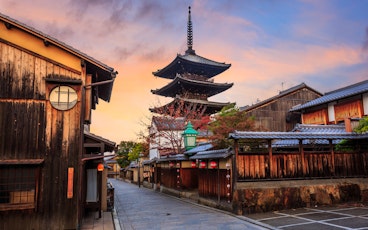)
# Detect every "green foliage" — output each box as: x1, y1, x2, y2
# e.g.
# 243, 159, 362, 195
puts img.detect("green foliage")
354, 117, 368, 133
208, 105, 256, 148
128, 143, 144, 162
335, 117, 368, 152
116, 141, 149, 168
116, 141, 135, 168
